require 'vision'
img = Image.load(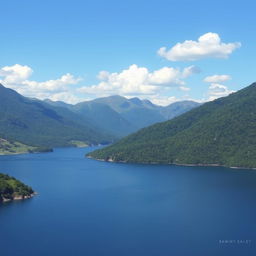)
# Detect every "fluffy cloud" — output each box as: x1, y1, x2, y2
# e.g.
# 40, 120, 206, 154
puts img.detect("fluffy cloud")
203, 73, 234, 101
179, 86, 190, 91
149, 95, 178, 106
208, 83, 235, 101
158, 32, 241, 61
204, 74, 231, 83
47, 92, 86, 104
0, 63, 200, 106
0, 64, 33, 84
148, 94, 203, 106
78, 64, 199, 97
0, 64, 81, 103
22, 73, 81, 92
